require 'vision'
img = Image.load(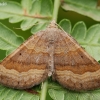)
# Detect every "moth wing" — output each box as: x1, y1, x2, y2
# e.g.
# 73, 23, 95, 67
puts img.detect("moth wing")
53, 28, 100, 91
0, 30, 49, 89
